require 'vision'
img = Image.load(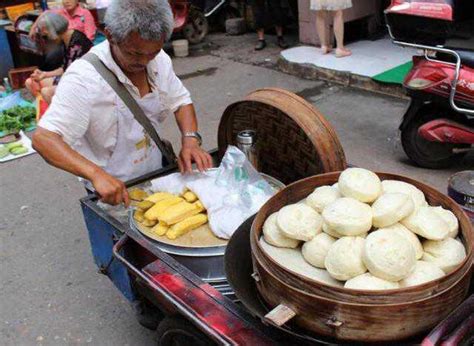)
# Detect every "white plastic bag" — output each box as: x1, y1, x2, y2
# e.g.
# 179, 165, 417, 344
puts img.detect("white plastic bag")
150, 146, 277, 239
